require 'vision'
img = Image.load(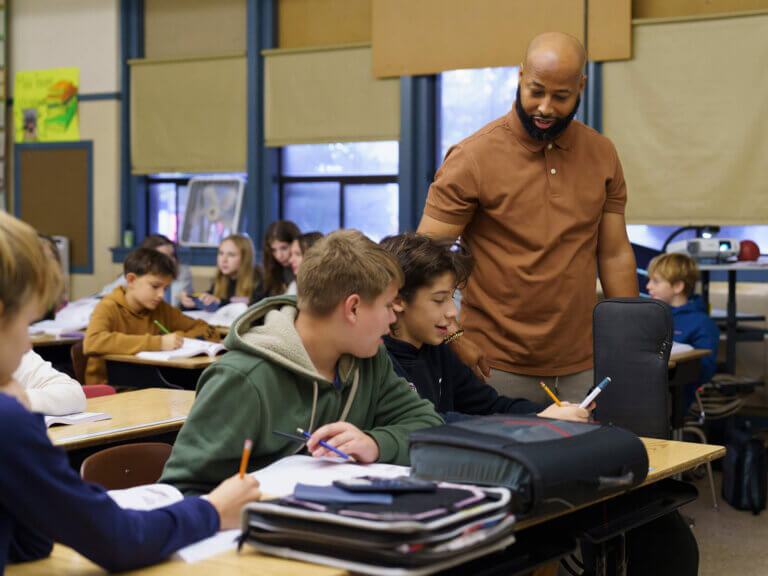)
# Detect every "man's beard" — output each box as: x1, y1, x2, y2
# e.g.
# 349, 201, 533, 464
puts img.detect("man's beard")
514, 85, 580, 142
